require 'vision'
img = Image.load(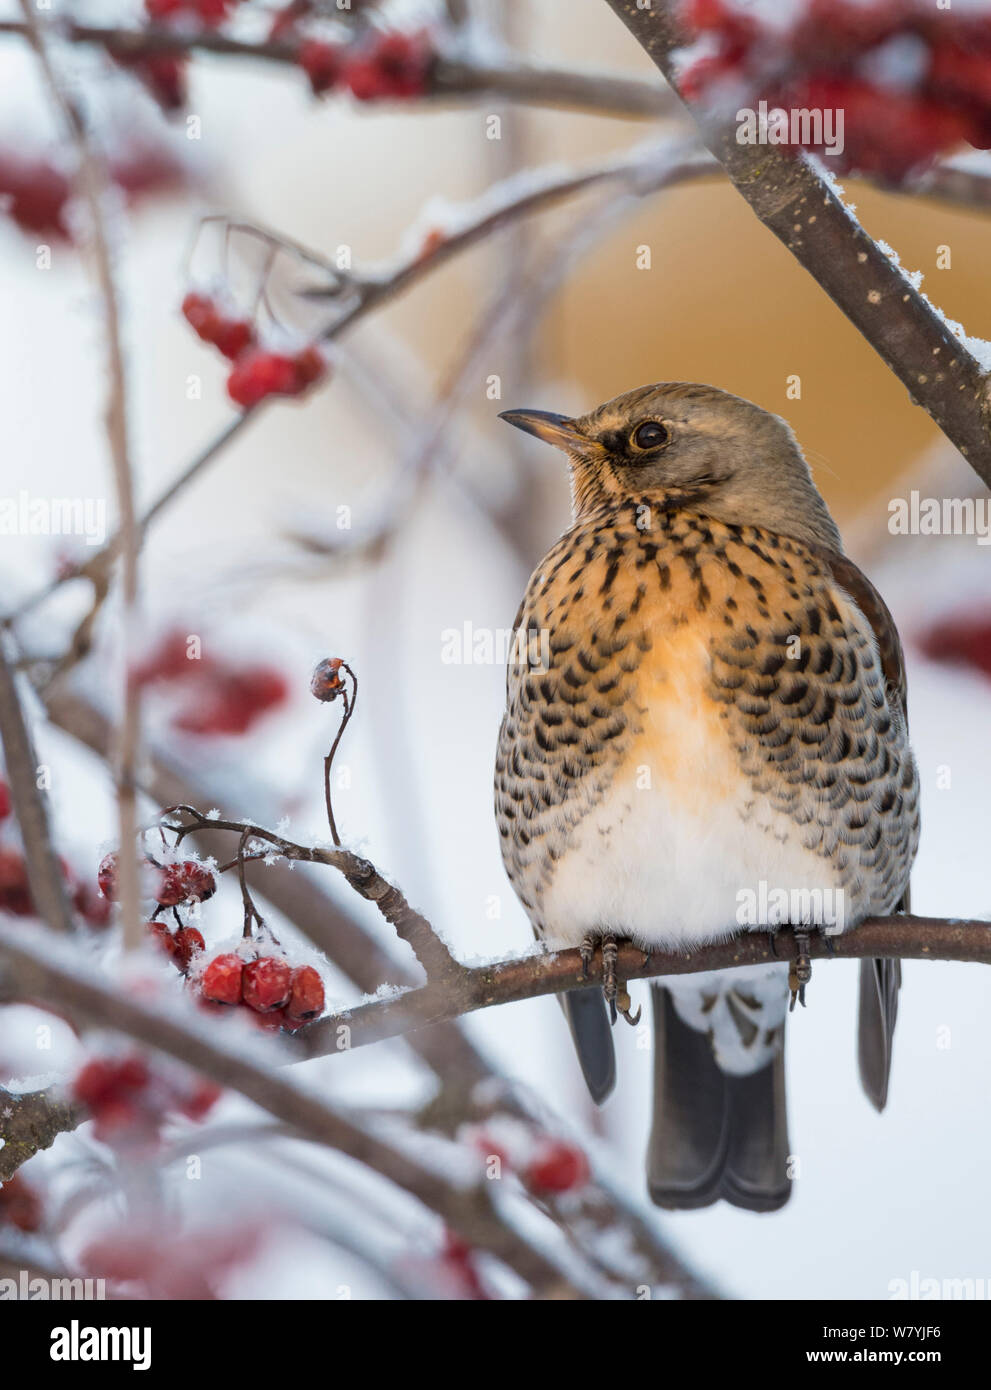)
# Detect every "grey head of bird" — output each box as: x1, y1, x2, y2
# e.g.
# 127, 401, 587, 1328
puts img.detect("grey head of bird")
500, 382, 842, 552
